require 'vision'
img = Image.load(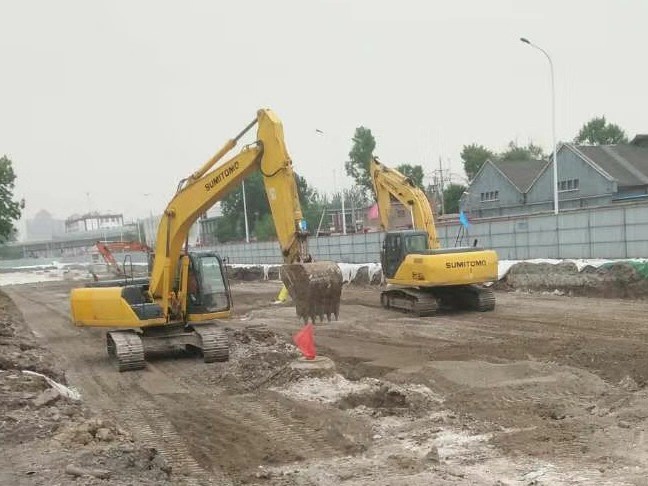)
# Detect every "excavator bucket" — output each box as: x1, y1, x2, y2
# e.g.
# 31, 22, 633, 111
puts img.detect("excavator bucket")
280, 262, 343, 323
